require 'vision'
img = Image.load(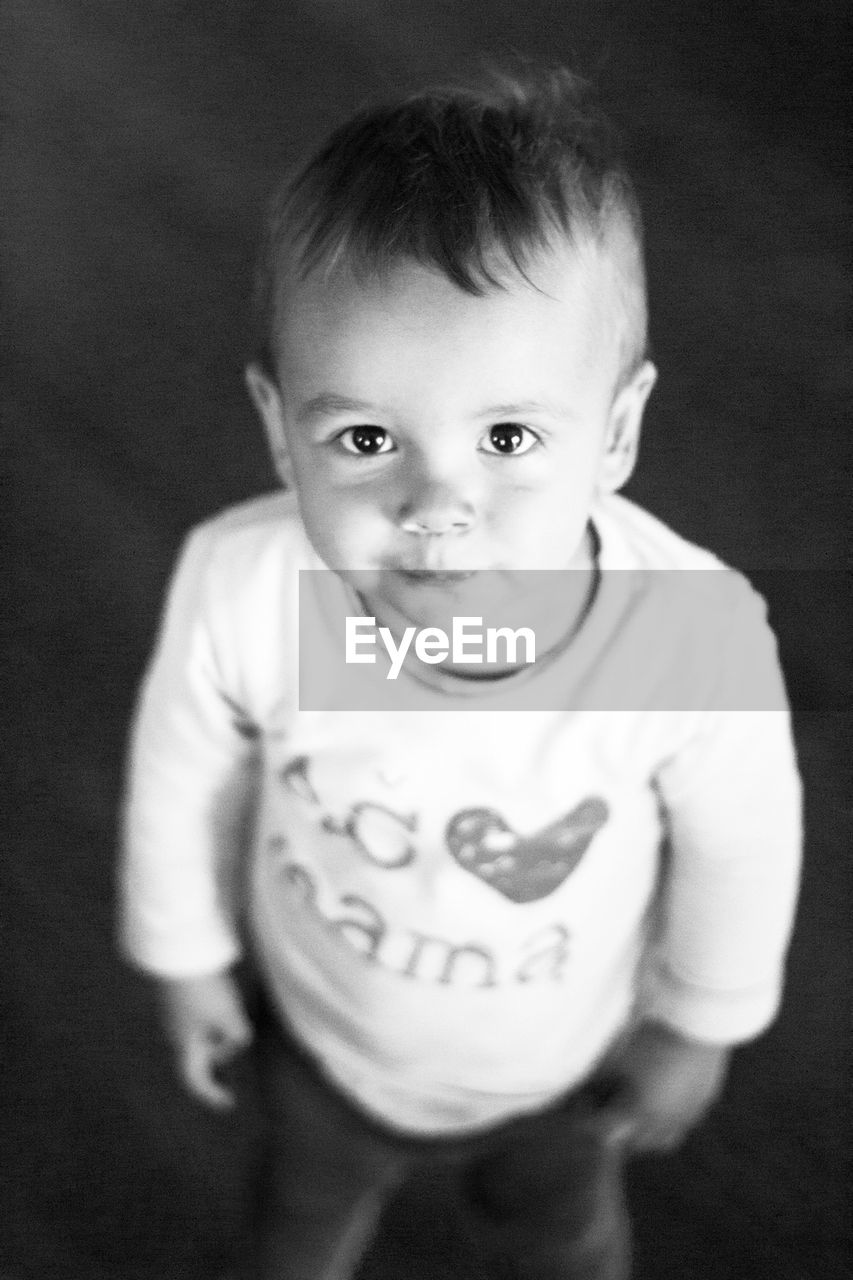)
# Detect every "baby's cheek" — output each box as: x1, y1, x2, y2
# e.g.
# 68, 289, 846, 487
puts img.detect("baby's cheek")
301, 496, 367, 563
